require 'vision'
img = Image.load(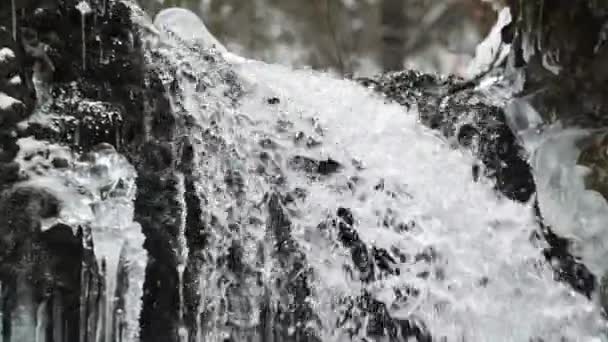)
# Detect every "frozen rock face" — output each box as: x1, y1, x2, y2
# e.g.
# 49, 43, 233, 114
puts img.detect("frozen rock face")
0, 1, 149, 341
504, 0, 608, 128
580, 132, 608, 201
501, 0, 608, 293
